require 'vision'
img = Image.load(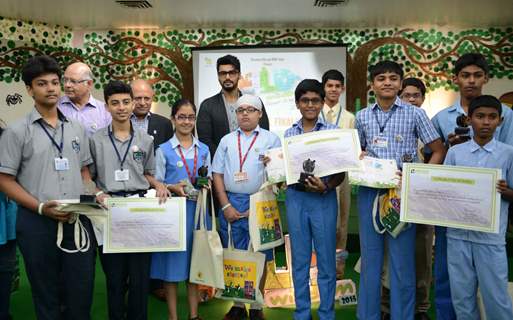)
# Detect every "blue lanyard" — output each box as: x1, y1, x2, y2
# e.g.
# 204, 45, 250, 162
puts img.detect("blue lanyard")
108, 126, 134, 170
373, 106, 397, 133
321, 107, 342, 126
38, 120, 64, 158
